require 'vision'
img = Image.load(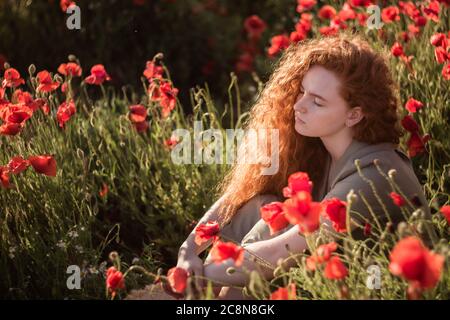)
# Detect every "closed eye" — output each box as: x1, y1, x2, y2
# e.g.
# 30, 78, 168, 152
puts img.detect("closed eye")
314, 98, 324, 107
